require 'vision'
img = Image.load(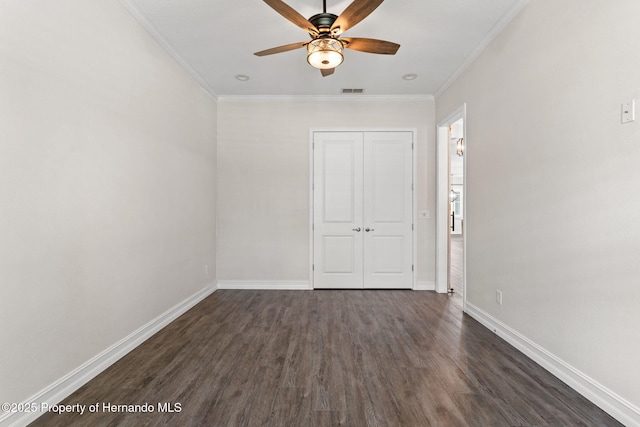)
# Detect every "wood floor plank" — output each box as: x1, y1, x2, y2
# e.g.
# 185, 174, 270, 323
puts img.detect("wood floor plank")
29, 289, 621, 427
